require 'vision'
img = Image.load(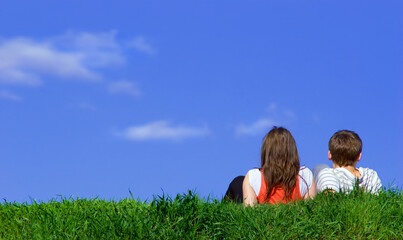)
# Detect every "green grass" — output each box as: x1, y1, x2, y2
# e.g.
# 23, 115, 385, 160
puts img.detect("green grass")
0, 189, 402, 239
